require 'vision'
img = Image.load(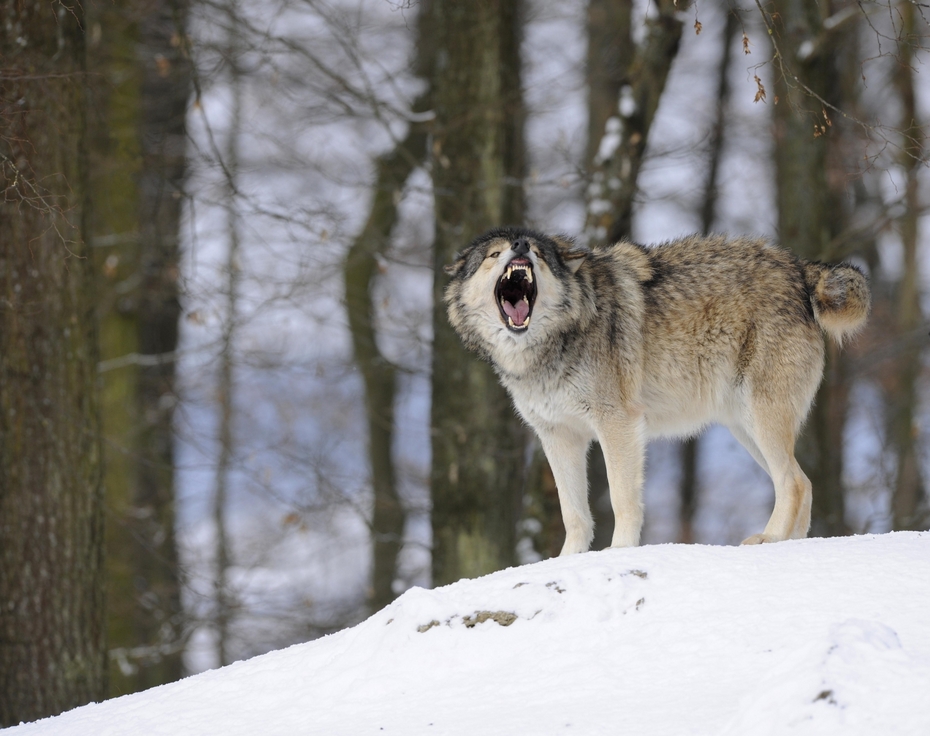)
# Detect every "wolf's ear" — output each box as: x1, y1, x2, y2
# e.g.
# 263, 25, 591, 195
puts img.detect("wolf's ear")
553, 235, 589, 274
443, 260, 461, 276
